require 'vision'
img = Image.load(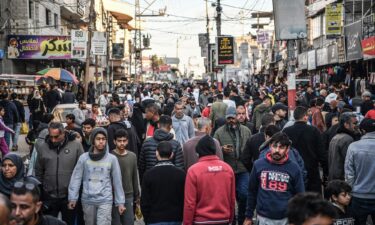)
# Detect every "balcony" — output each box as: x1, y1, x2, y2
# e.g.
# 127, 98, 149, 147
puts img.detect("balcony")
60, 0, 85, 22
